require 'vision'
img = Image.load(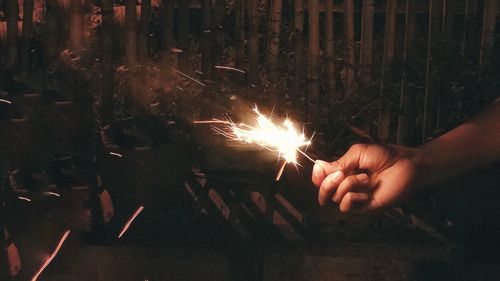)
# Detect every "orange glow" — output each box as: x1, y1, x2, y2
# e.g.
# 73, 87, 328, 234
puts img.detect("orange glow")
32, 230, 71, 281
118, 206, 144, 238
